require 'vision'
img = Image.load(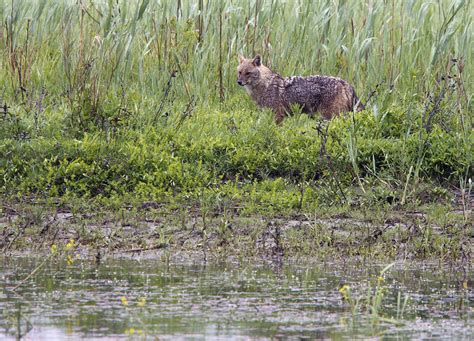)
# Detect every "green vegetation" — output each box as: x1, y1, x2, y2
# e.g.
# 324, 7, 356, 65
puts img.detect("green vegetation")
339, 263, 409, 326
0, 0, 472, 256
